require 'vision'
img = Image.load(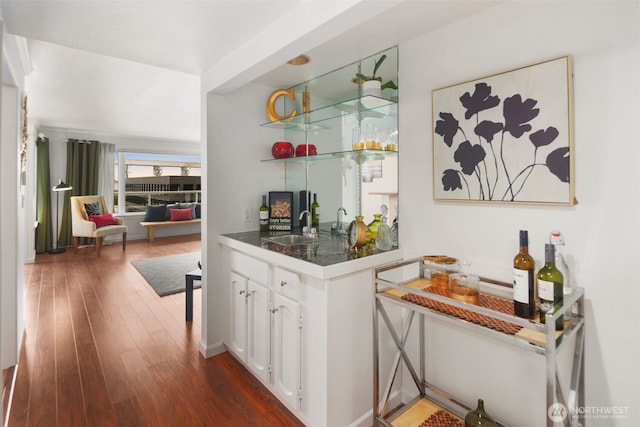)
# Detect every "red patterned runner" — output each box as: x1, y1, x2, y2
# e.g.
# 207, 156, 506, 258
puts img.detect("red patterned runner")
418, 409, 464, 427
401, 287, 523, 335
